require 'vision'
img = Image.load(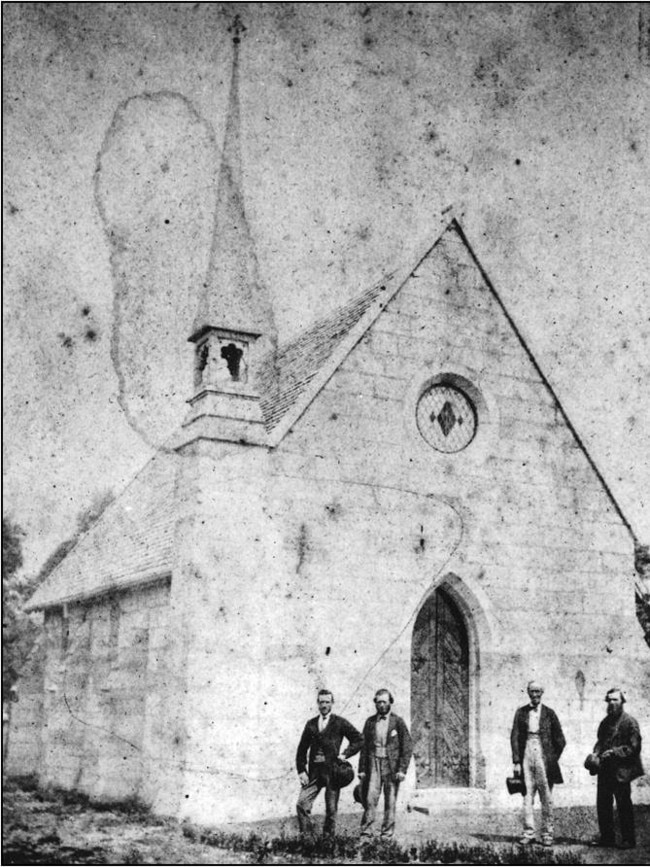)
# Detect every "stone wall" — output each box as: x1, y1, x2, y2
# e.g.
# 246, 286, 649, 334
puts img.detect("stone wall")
31, 579, 172, 806
172, 229, 648, 820
269, 230, 649, 808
